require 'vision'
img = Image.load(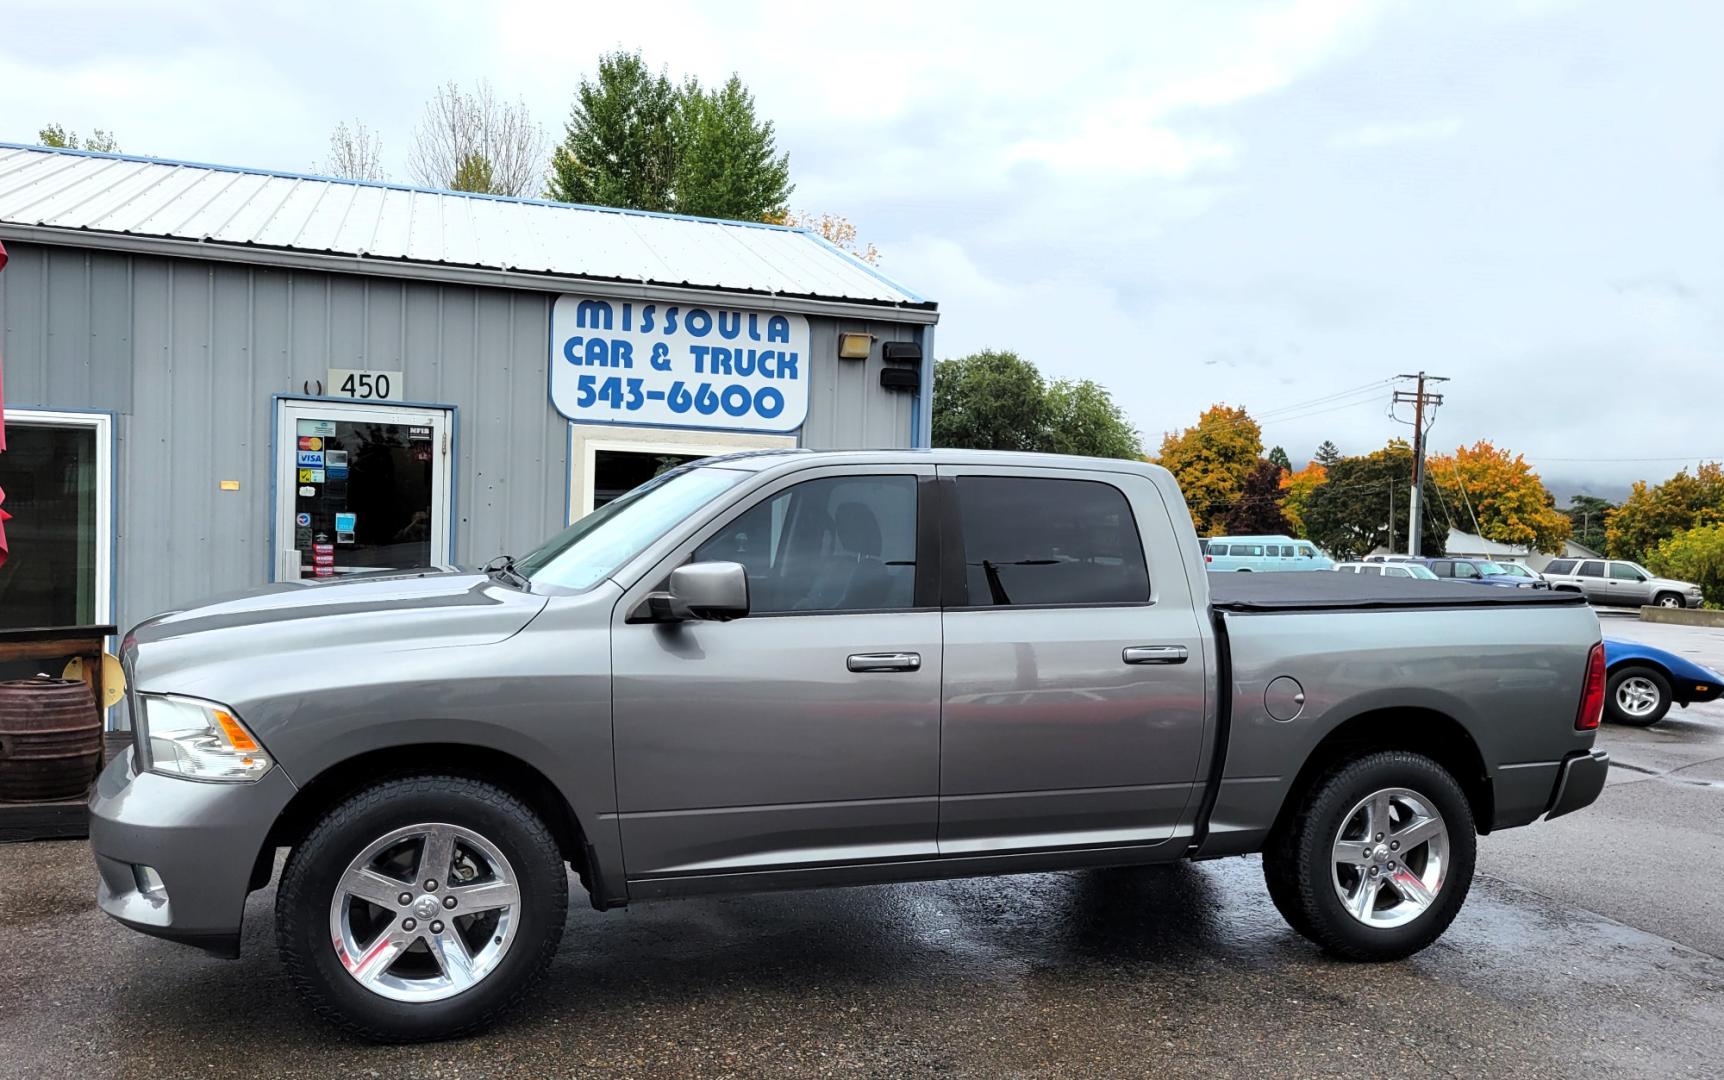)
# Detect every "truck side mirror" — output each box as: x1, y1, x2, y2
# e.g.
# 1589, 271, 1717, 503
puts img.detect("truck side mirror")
646, 561, 750, 622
